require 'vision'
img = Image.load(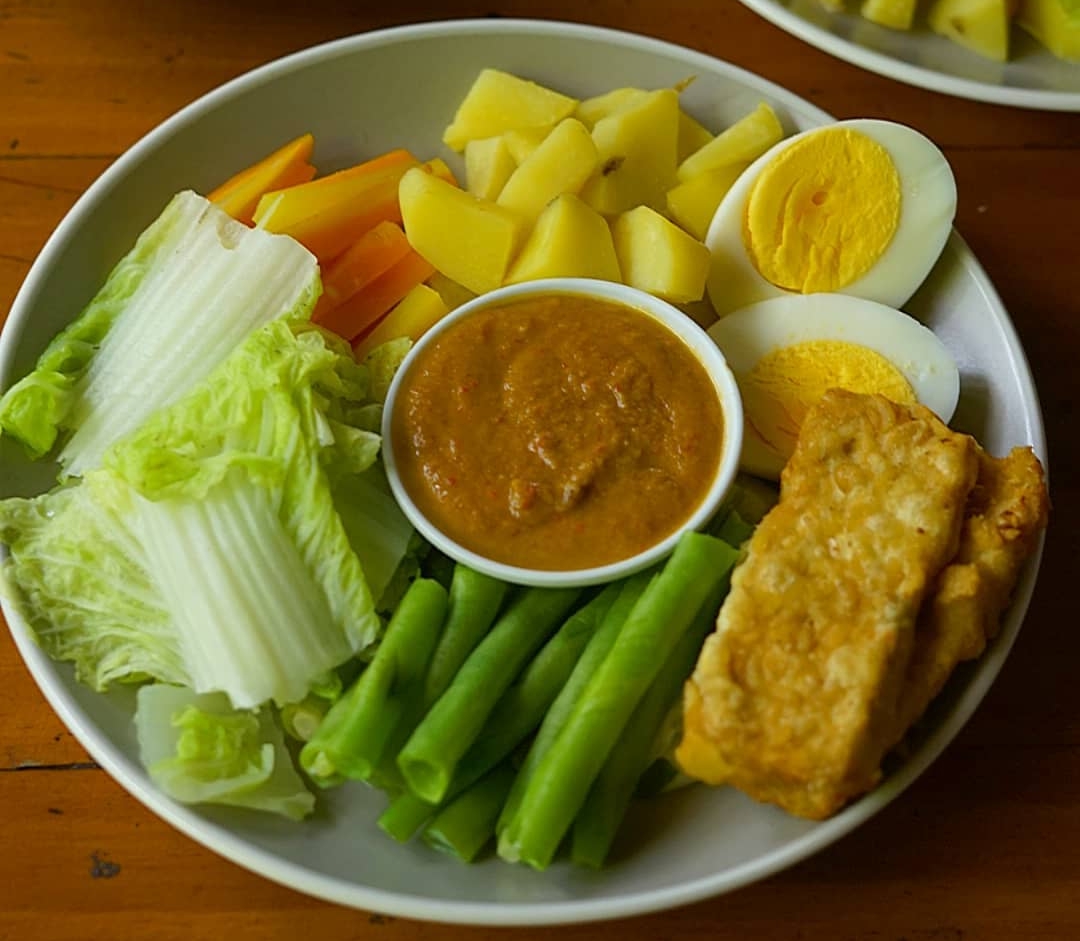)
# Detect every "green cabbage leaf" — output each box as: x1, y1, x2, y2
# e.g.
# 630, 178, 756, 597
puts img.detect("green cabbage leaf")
0, 190, 321, 474
0, 320, 413, 709
135, 684, 315, 820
